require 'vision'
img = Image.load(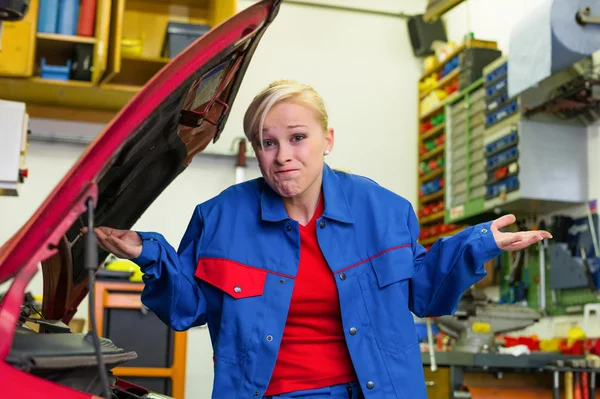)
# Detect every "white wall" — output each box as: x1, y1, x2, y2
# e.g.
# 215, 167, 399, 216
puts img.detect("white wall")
0, 1, 424, 397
